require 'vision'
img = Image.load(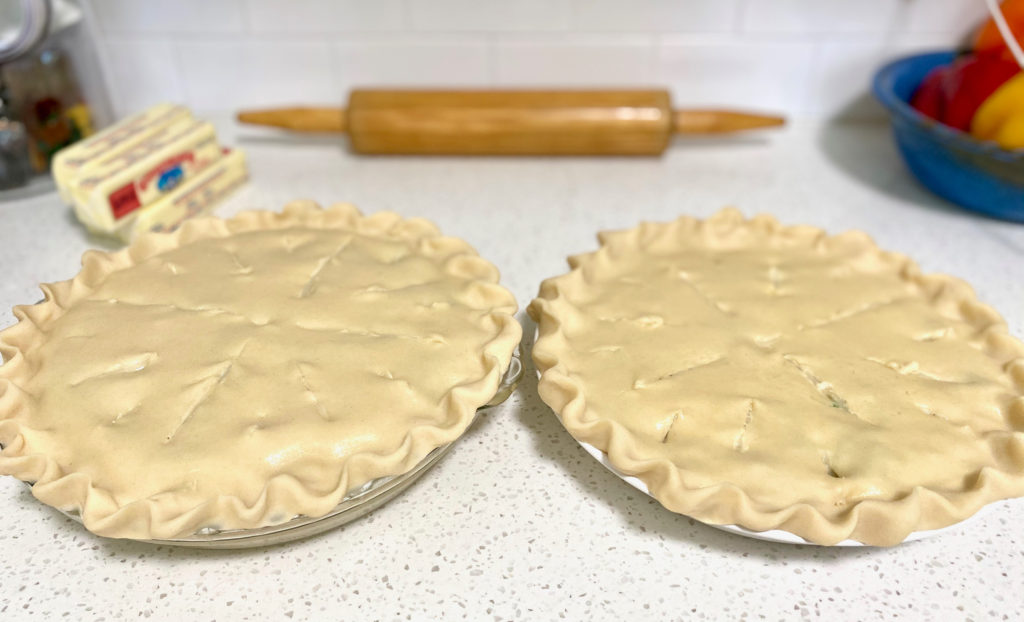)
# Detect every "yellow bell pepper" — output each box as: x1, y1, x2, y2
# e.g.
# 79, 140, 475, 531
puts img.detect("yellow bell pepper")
971, 72, 1024, 150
